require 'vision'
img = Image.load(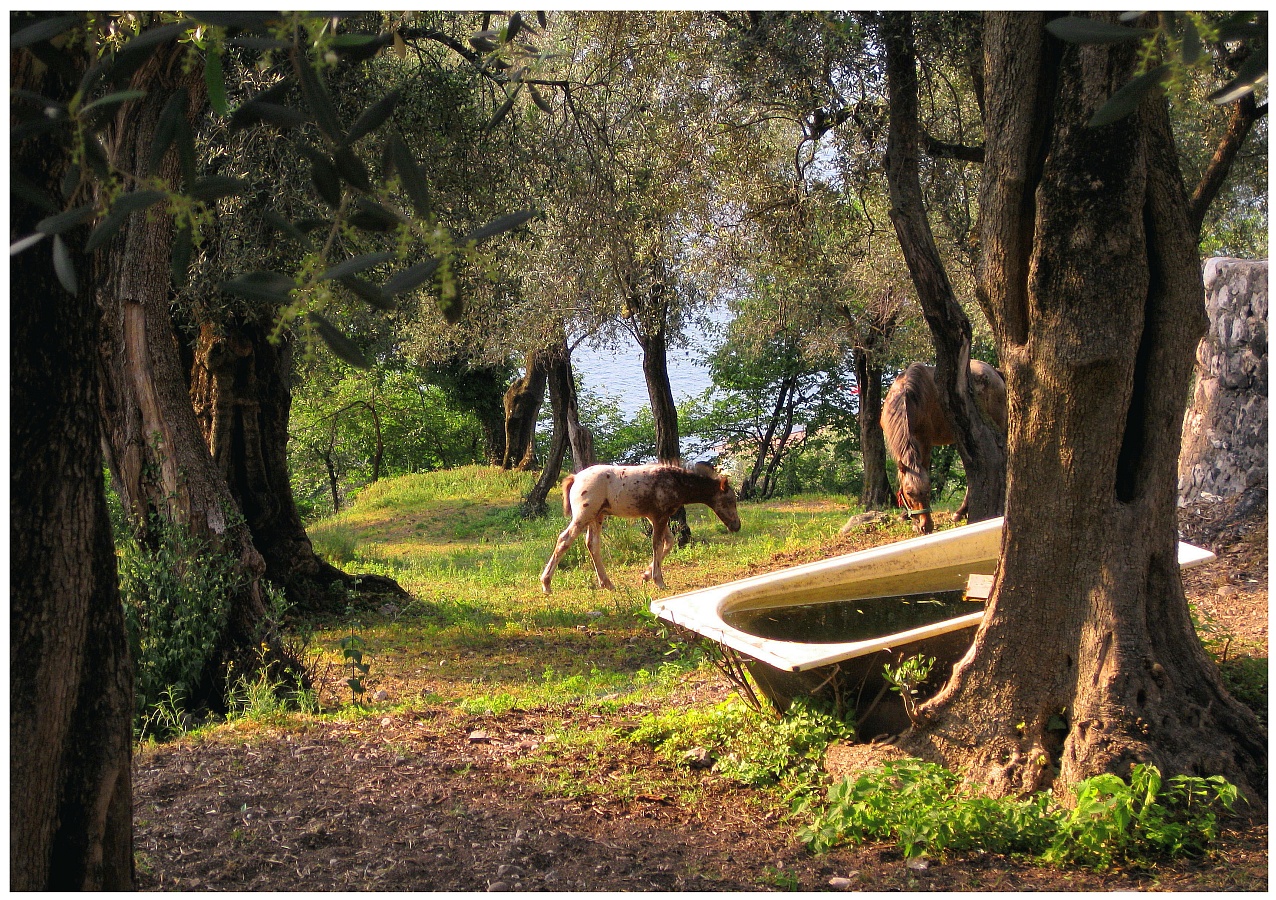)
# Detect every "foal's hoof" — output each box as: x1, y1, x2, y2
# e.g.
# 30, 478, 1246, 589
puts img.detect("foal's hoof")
599, 579, 614, 590
540, 580, 552, 595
